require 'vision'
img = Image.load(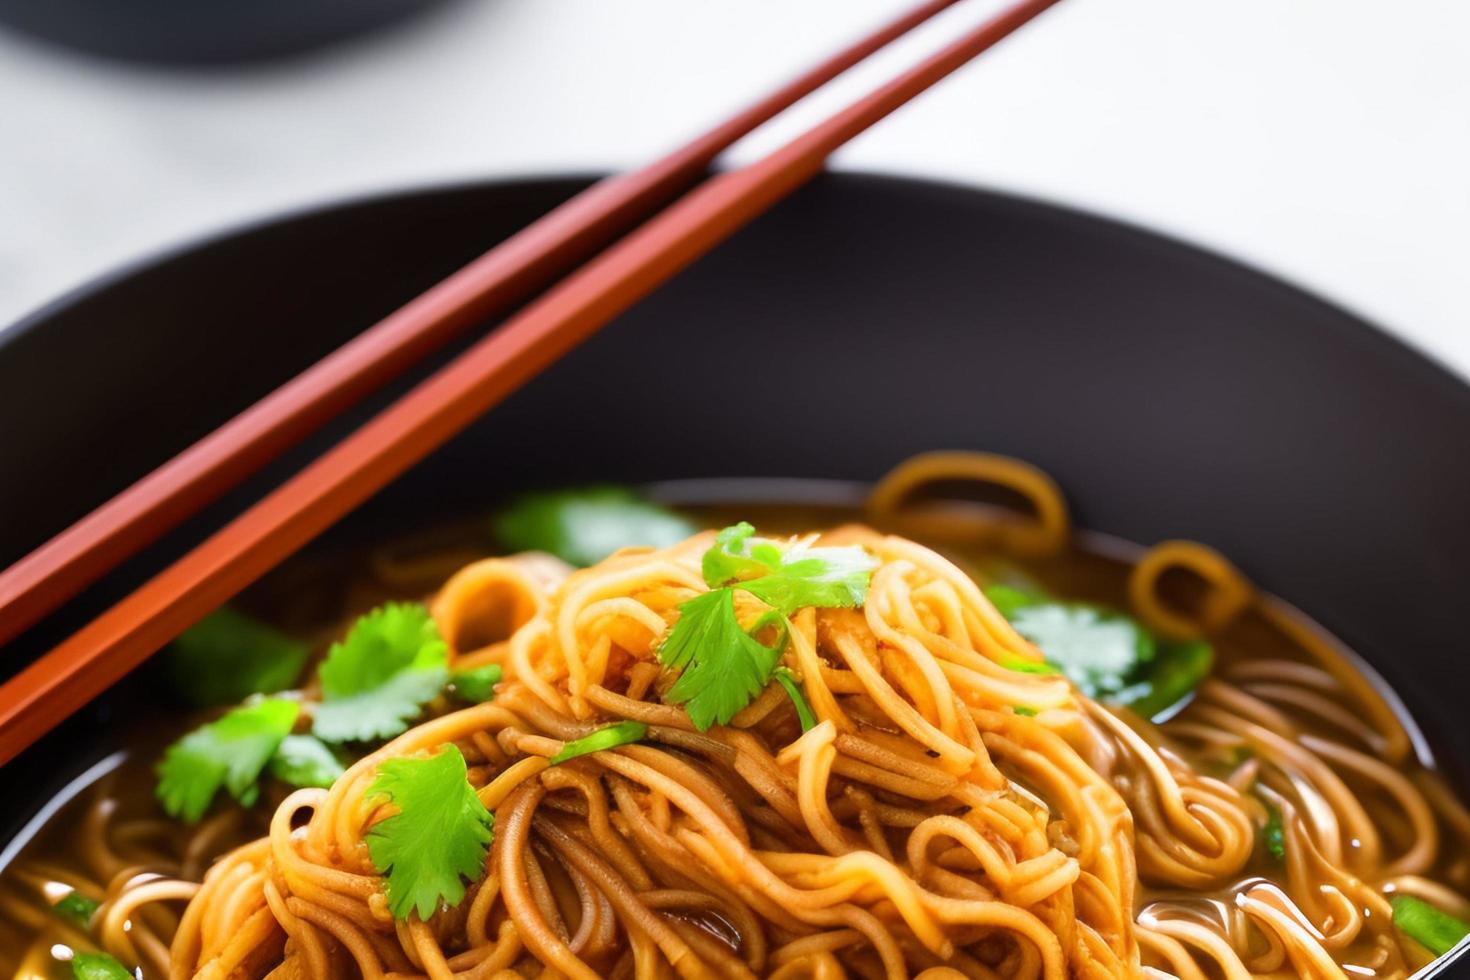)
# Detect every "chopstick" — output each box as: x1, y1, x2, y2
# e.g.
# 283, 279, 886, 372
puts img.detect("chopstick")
0, 0, 966, 649
0, 0, 1062, 765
